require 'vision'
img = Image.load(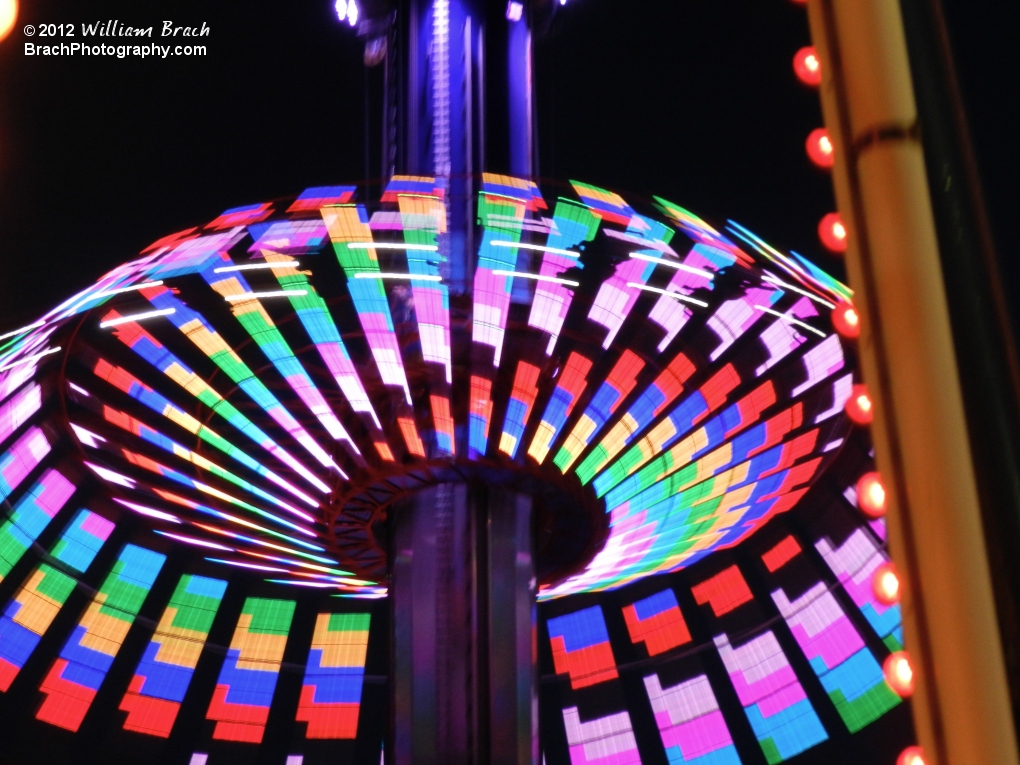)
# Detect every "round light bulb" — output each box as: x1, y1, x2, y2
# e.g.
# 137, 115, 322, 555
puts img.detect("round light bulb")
857, 472, 887, 518
794, 47, 823, 86
873, 562, 901, 605
831, 301, 860, 339
898, 746, 925, 765
806, 128, 835, 169
818, 213, 848, 253
845, 384, 873, 425
884, 652, 915, 697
